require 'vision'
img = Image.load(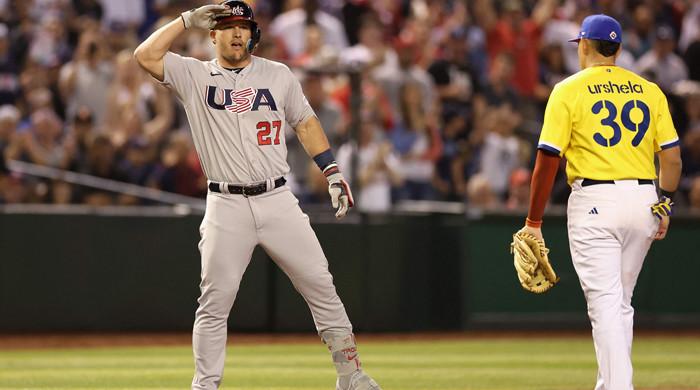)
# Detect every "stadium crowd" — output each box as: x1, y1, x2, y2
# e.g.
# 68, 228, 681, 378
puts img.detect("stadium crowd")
0, 0, 699, 212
